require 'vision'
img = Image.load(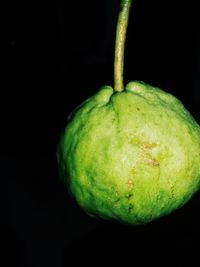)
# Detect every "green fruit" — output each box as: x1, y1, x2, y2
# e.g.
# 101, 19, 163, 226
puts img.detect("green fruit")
57, 81, 200, 224
57, 0, 200, 224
